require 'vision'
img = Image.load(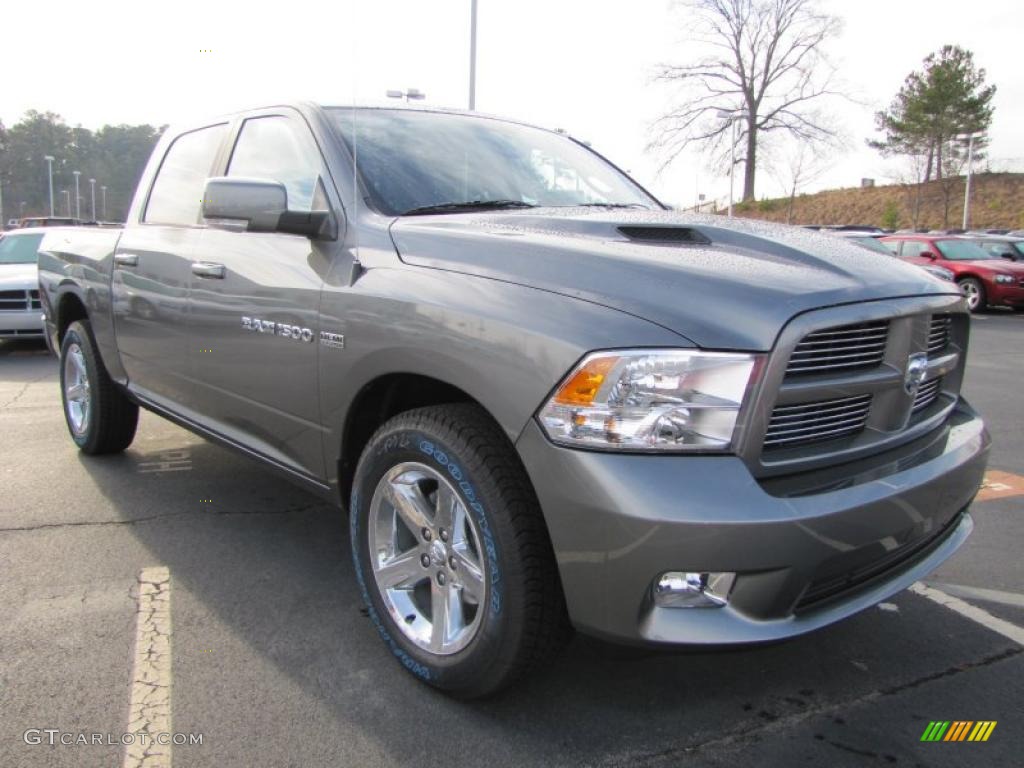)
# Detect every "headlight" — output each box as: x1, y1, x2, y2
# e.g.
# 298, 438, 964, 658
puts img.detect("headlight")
922, 265, 955, 282
537, 349, 759, 452
994, 274, 1015, 284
